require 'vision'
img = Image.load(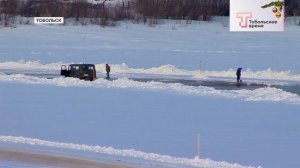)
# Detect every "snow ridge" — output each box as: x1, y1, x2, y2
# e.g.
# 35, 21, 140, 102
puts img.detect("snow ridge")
0, 135, 260, 168
1, 61, 300, 81
0, 73, 299, 104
